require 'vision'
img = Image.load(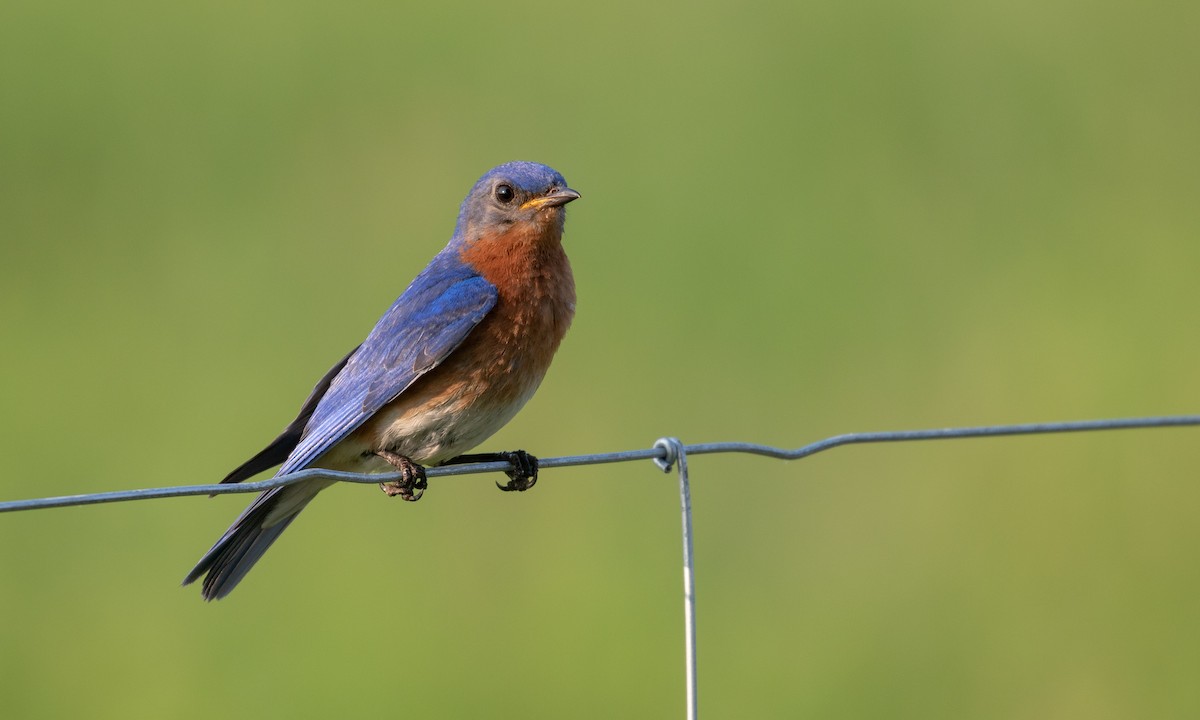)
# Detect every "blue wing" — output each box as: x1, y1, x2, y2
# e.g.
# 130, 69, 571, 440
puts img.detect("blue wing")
184, 250, 497, 599
277, 251, 498, 476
